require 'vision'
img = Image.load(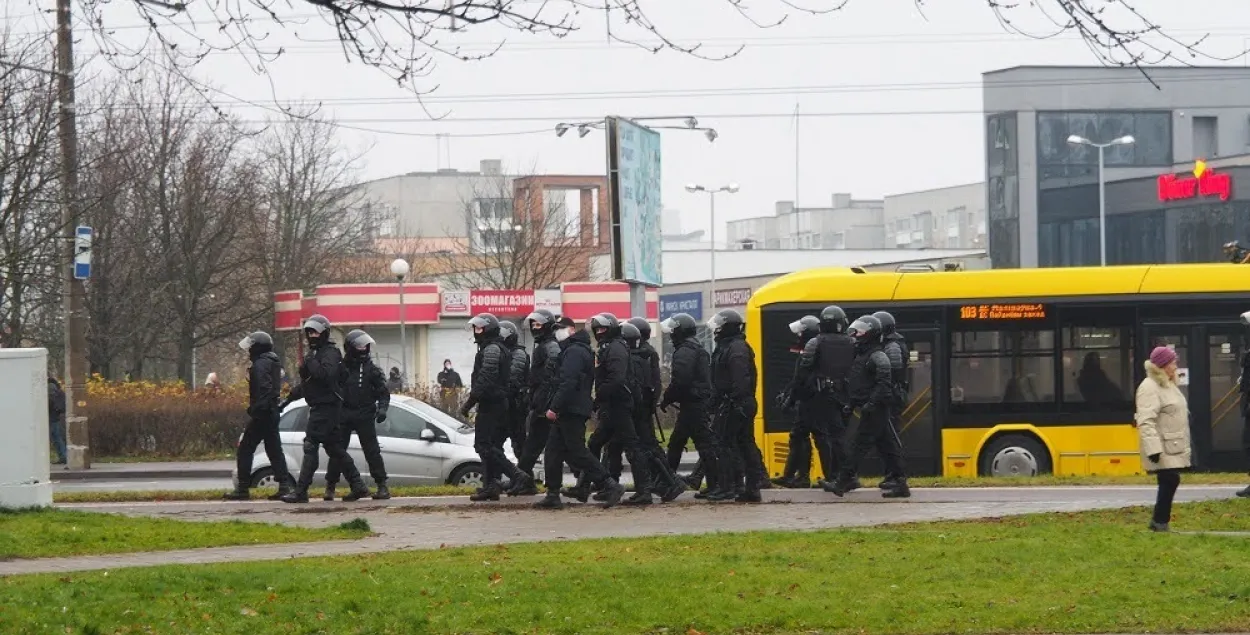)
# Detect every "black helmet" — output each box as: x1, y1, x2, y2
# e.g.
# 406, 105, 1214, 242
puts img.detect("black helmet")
344, 329, 376, 358
819, 305, 848, 334
848, 314, 883, 347
872, 311, 897, 335
788, 315, 821, 343
590, 313, 620, 341
660, 313, 698, 343
238, 331, 274, 355
499, 320, 520, 346
626, 316, 651, 340
708, 308, 745, 338
526, 309, 556, 336
303, 314, 331, 345
621, 322, 641, 347
468, 312, 501, 344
